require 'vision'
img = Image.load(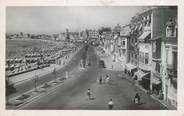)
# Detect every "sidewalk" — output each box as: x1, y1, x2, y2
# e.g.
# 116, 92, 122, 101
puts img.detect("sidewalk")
121, 72, 177, 110
7, 64, 81, 109
9, 46, 83, 85
95, 48, 124, 71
